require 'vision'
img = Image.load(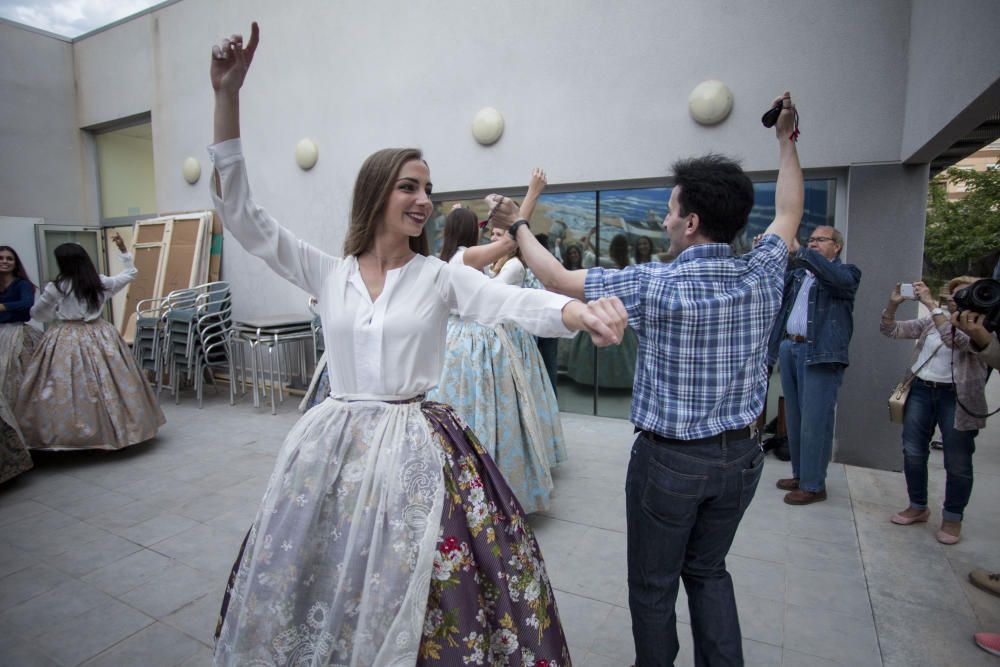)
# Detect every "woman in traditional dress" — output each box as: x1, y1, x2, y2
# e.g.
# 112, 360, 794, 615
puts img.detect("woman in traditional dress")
429, 206, 564, 512
209, 23, 626, 666
0, 246, 42, 407
16, 234, 165, 450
